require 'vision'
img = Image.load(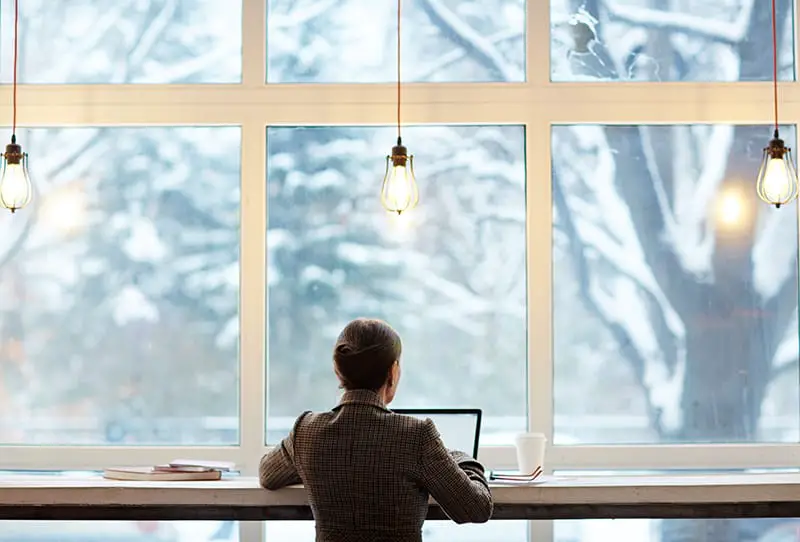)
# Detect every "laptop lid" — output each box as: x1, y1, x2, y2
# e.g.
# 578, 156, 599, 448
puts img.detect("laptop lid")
392, 408, 482, 459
